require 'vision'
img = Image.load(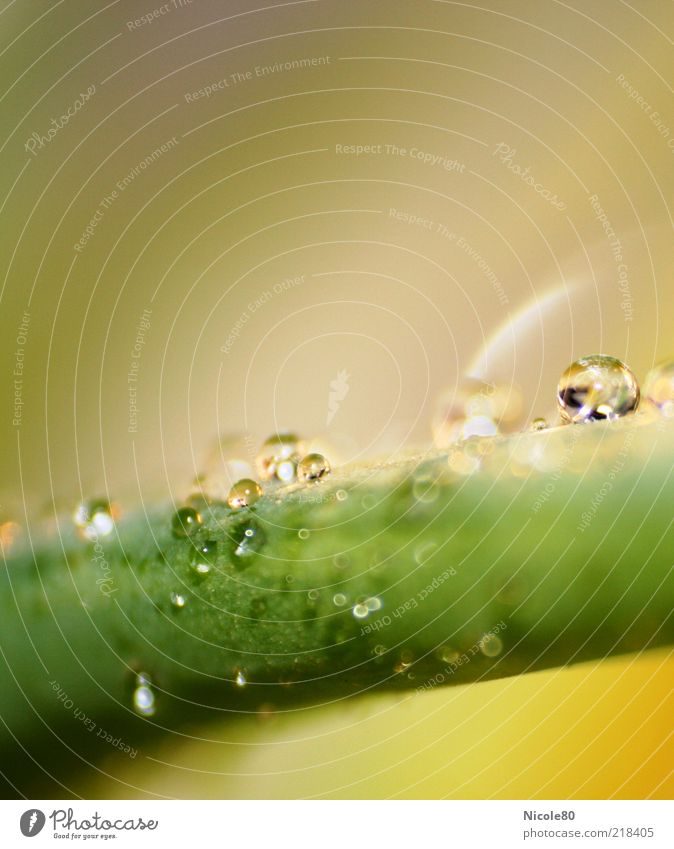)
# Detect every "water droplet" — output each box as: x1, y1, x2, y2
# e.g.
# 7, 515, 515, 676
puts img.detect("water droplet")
366, 596, 382, 611
297, 453, 331, 483
412, 474, 439, 504
234, 668, 247, 688
447, 447, 481, 476
530, 417, 548, 431
170, 591, 186, 610
285, 574, 294, 584
352, 597, 381, 619
132, 673, 156, 717
256, 432, 303, 482
643, 360, 674, 415
191, 540, 216, 576
74, 499, 116, 540
250, 597, 267, 617
479, 634, 503, 657
557, 355, 639, 423
352, 602, 369, 619
333, 592, 347, 606
332, 553, 349, 569
298, 528, 310, 540
437, 645, 460, 664
394, 649, 414, 673
307, 589, 320, 601
373, 644, 386, 656
172, 506, 202, 538
228, 518, 265, 562
336, 489, 348, 501
414, 541, 438, 564
227, 478, 263, 509
432, 379, 522, 447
